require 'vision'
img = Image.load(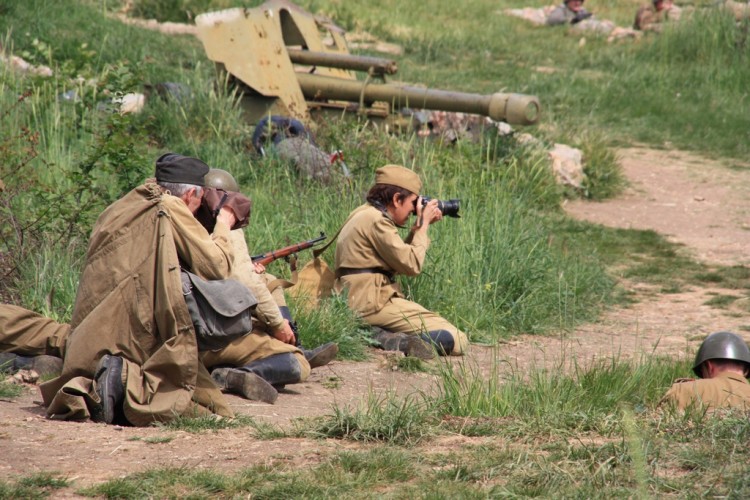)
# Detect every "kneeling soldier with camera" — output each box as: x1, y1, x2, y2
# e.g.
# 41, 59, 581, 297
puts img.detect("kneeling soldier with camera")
334, 164, 469, 359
